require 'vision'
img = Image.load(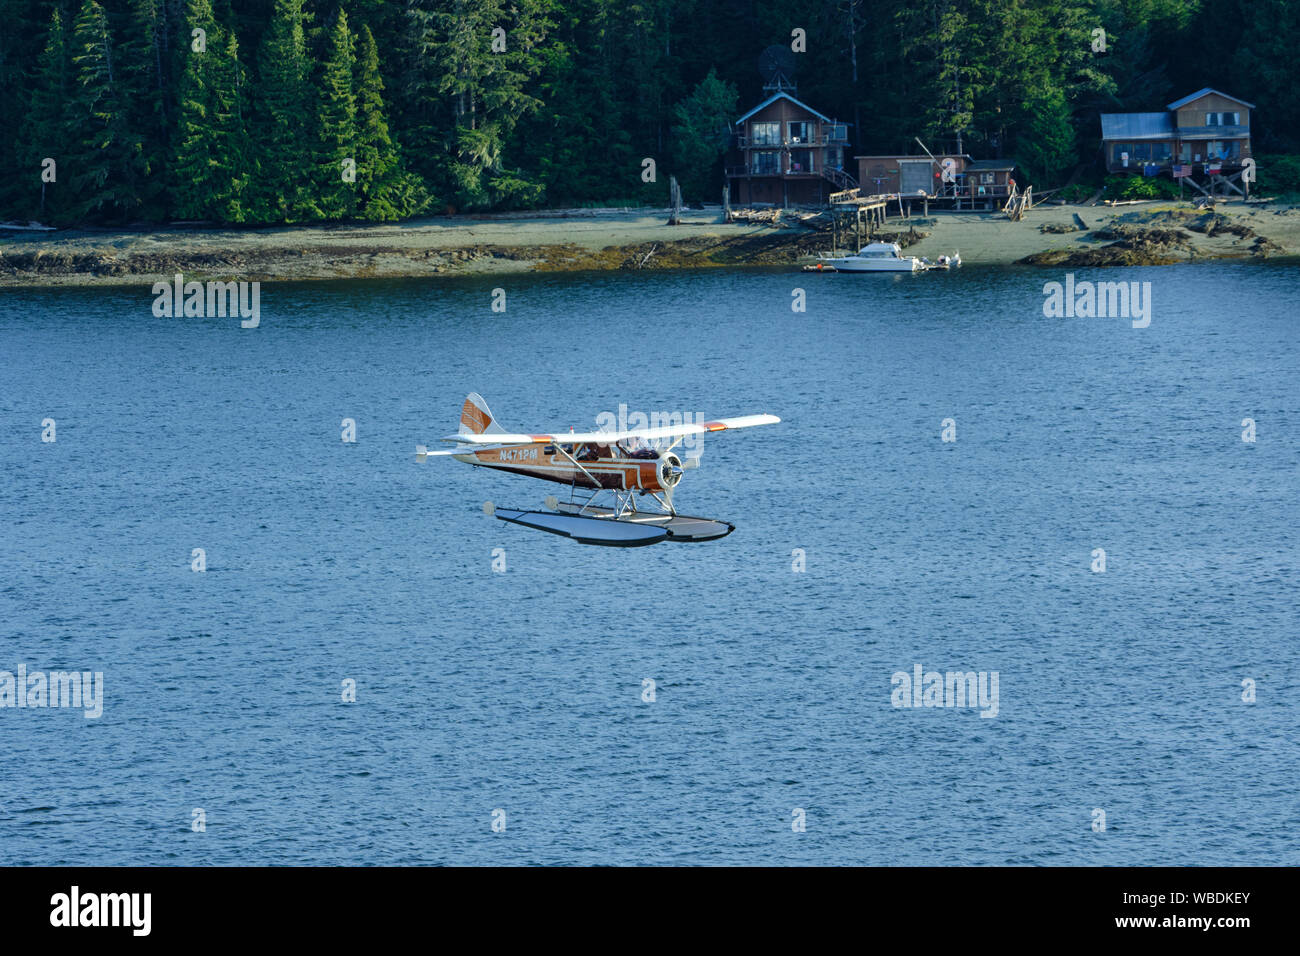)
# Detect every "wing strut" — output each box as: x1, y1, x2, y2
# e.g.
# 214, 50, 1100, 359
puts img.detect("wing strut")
550, 442, 603, 495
